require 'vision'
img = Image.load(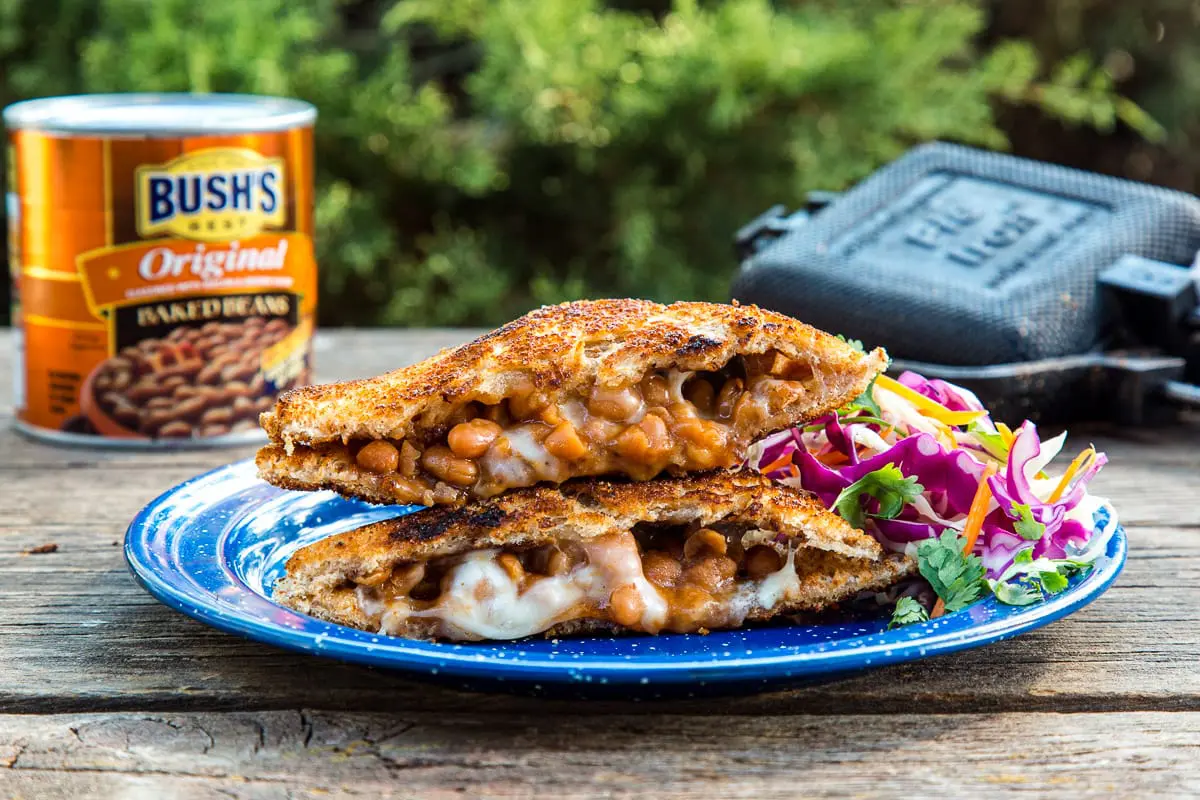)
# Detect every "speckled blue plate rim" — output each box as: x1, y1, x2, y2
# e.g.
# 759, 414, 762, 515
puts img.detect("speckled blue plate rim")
124, 459, 1127, 686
